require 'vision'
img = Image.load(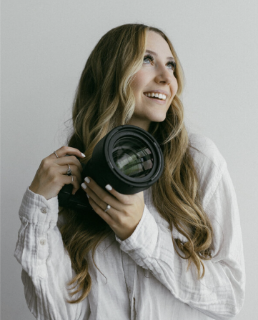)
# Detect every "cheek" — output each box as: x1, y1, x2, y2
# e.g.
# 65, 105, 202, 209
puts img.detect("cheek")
174, 77, 179, 91
171, 79, 178, 98
131, 71, 146, 93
